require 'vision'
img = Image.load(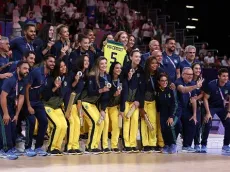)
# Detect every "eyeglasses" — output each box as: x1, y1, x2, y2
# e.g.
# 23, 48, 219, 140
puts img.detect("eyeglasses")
160, 80, 168, 82
188, 52, 196, 54
185, 73, 194, 76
